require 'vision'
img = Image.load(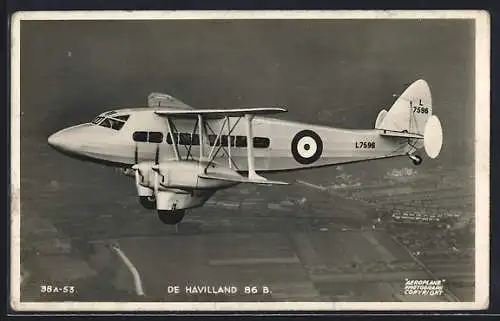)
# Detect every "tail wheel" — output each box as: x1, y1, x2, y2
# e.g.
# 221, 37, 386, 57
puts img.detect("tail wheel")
411, 155, 422, 166
157, 210, 185, 225
139, 196, 156, 209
